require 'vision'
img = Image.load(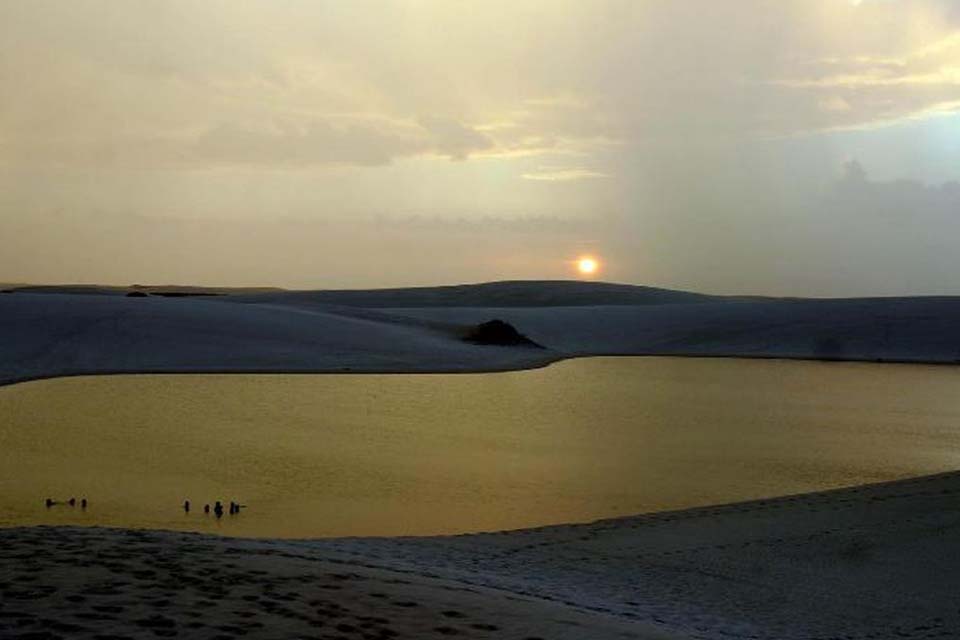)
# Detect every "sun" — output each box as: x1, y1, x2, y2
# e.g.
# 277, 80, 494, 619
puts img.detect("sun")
577, 256, 599, 276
